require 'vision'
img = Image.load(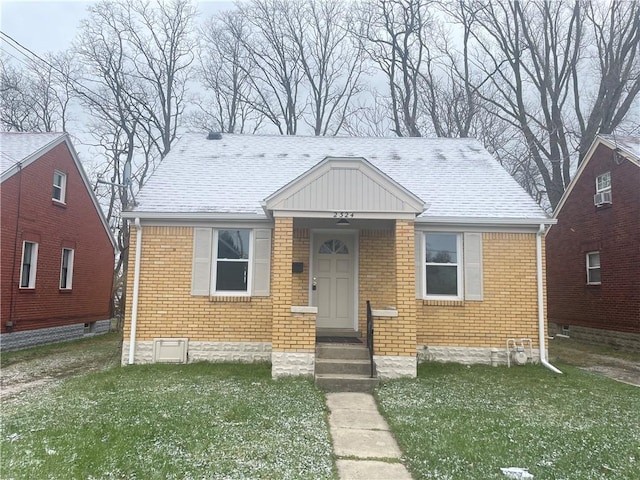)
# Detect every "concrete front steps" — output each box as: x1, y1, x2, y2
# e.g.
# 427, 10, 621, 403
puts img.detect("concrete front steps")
315, 343, 379, 393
